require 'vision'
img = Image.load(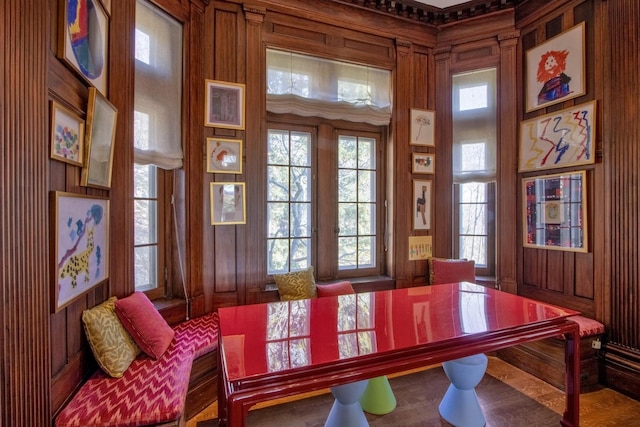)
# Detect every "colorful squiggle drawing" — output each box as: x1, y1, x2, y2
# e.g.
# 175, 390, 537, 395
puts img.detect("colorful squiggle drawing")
519, 101, 595, 172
